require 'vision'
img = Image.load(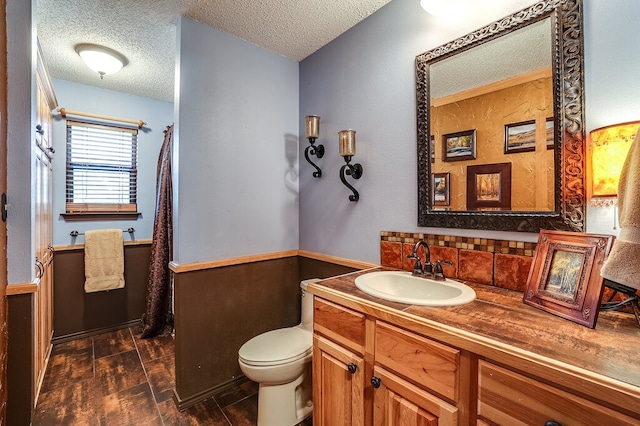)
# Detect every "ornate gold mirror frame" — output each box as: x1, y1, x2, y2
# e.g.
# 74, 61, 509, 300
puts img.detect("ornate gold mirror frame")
416, 0, 585, 232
